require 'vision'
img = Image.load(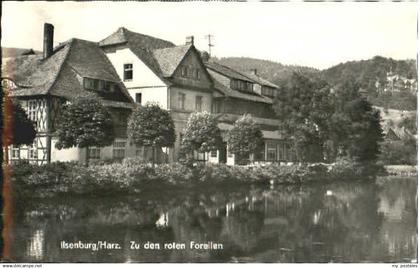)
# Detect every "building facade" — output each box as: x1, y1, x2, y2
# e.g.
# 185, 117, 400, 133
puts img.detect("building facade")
2, 24, 295, 165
